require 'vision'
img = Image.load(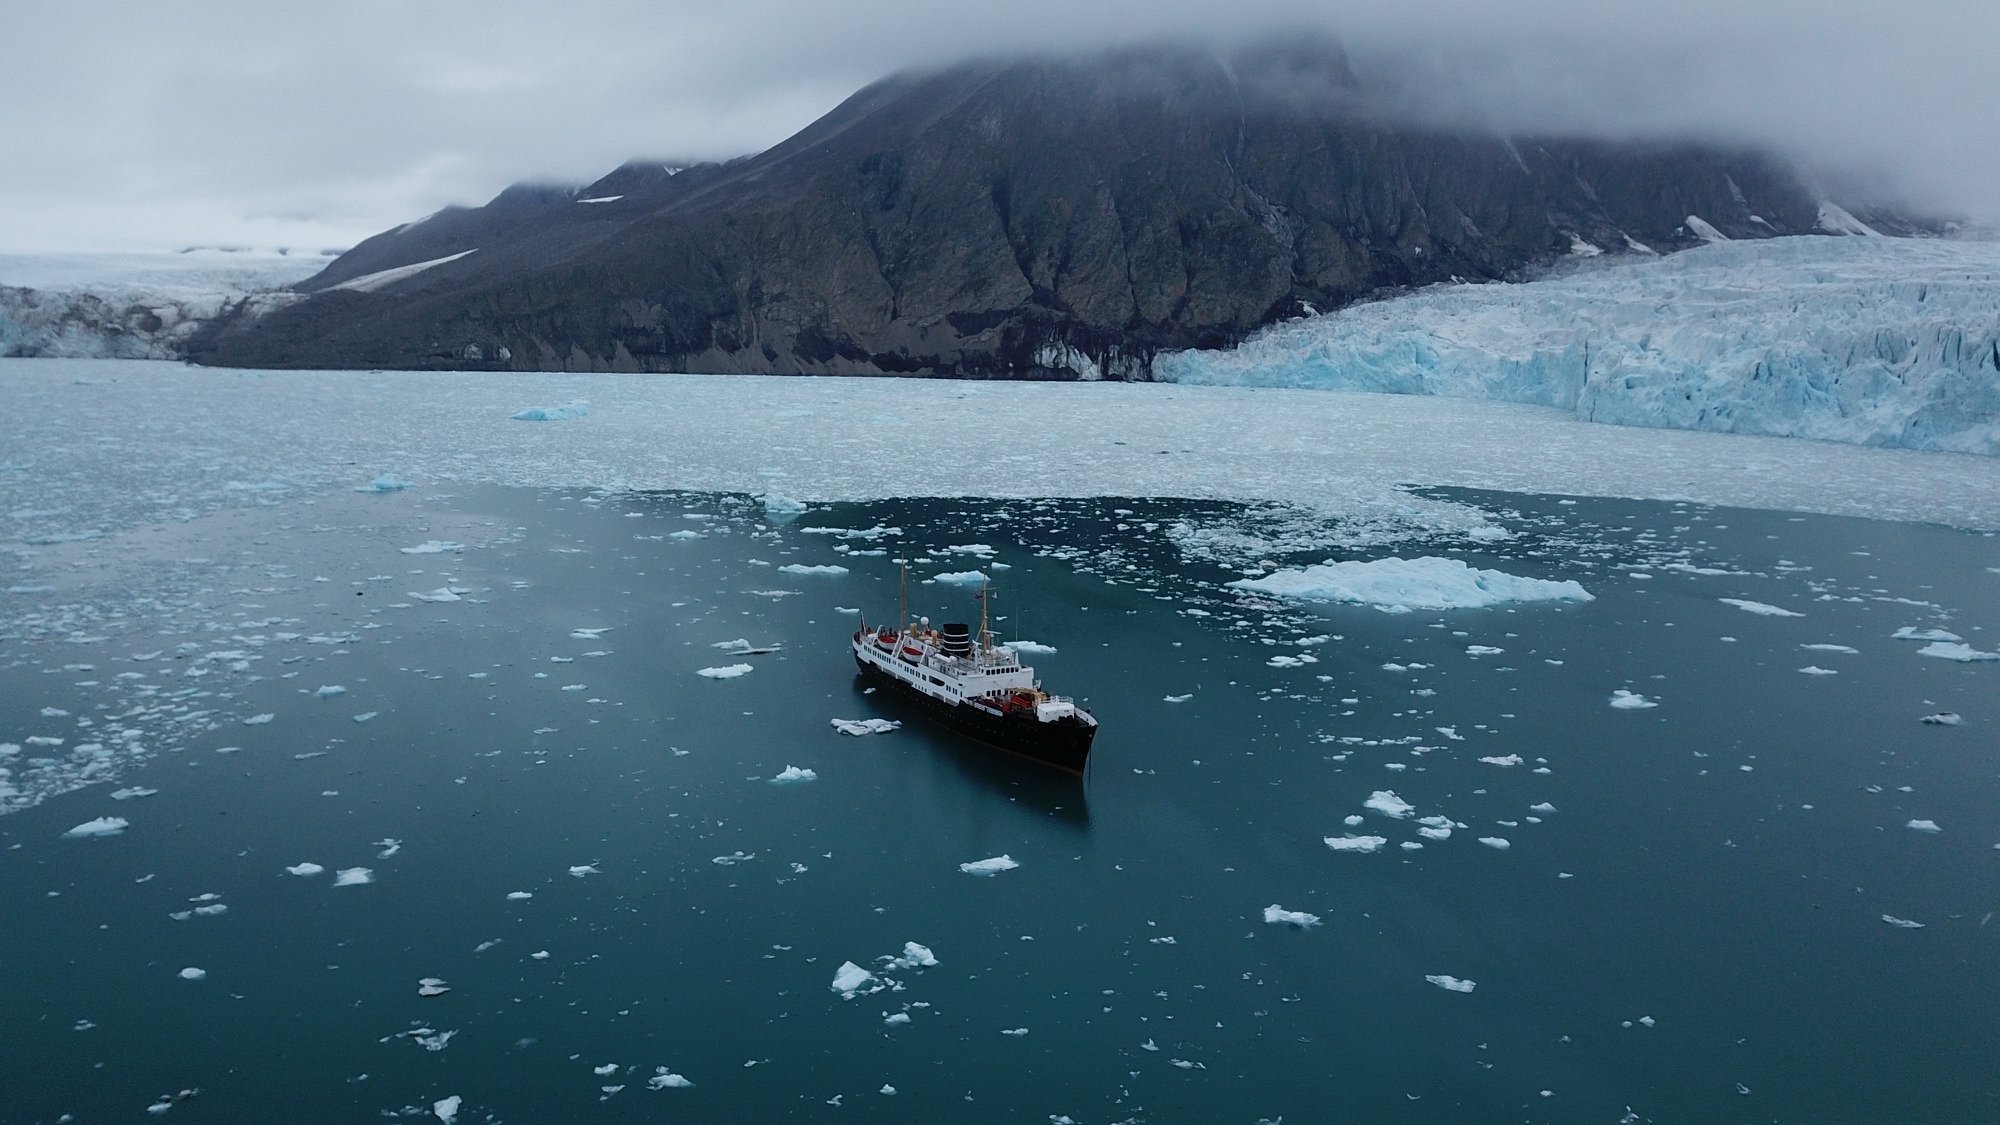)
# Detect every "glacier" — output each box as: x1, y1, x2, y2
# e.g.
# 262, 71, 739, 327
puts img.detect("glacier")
1156, 237, 2000, 455
0, 250, 323, 359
